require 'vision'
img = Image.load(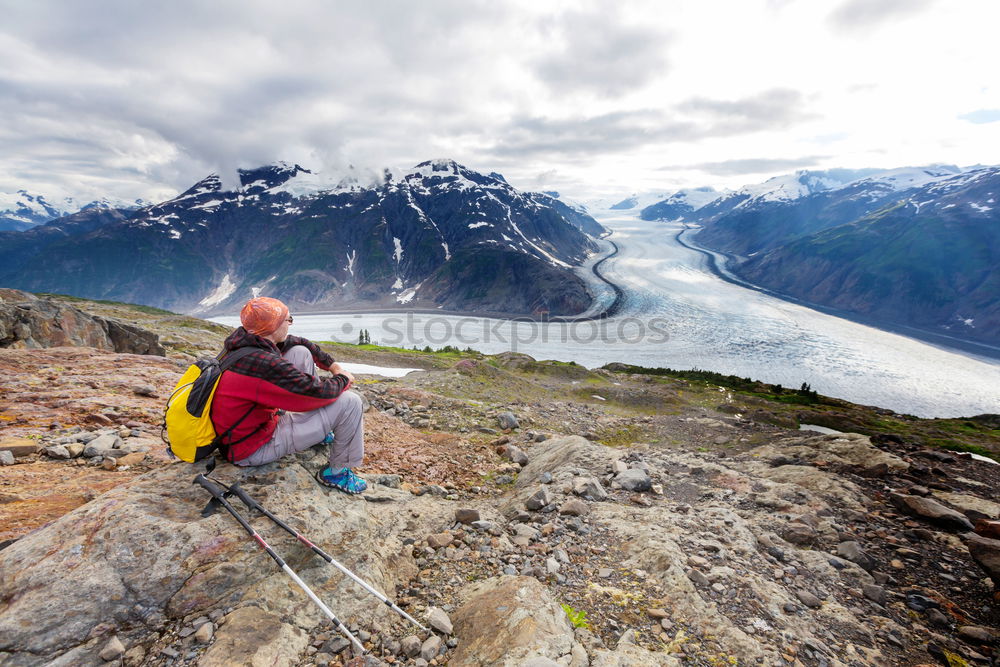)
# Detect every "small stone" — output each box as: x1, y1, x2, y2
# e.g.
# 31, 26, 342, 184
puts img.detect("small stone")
711, 583, 726, 593
455, 509, 480, 524
862, 584, 886, 605
497, 412, 520, 430
420, 635, 443, 661
427, 607, 453, 635
44, 445, 72, 460
572, 477, 609, 501
836, 541, 876, 571
401, 635, 422, 657
615, 468, 652, 492
133, 384, 157, 397
687, 569, 709, 586
599, 567, 613, 578
611, 460, 629, 474
538, 472, 553, 484
427, 532, 453, 549
559, 499, 589, 517
796, 590, 822, 608
82, 433, 122, 457
194, 622, 213, 643
101, 457, 118, 470
525, 487, 553, 511
504, 444, 529, 466
314, 652, 334, 666
323, 637, 350, 654
0, 451, 15, 466
925, 608, 950, 628
687, 555, 709, 569
958, 626, 995, 644
160, 646, 179, 659
99, 636, 125, 661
